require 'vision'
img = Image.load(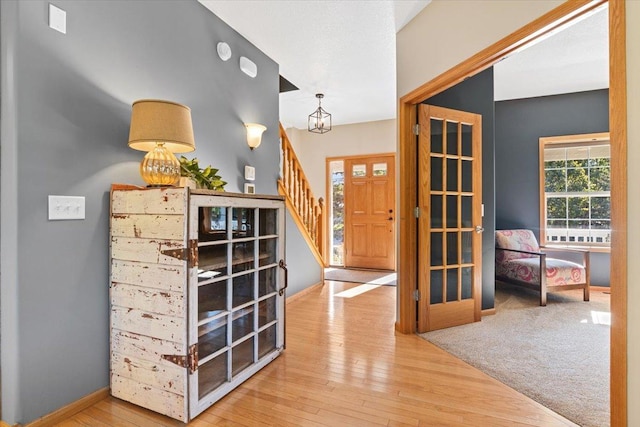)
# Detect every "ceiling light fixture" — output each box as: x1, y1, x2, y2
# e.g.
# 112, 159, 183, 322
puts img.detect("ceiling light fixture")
308, 93, 332, 134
